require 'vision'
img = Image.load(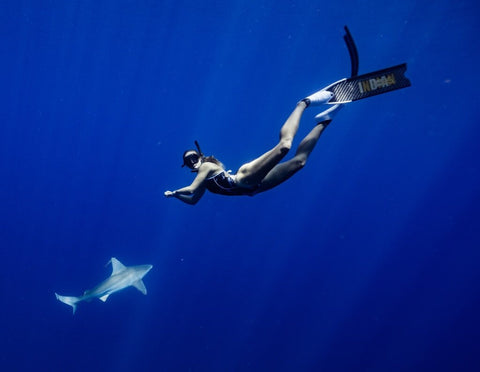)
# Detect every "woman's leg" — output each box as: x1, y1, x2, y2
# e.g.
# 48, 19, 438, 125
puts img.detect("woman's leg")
255, 121, 329, 192
235, 101, 307, 187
